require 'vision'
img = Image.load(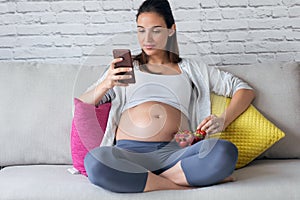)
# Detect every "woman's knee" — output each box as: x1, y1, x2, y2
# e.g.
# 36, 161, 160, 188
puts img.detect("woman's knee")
84, 147, 123, 191
84, 148, 112, 187
217, 140, 238, 161
84, 147, 148, 193
214, 139, 238, 172
197, 139, 238, 165
181, 139, 238, 186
